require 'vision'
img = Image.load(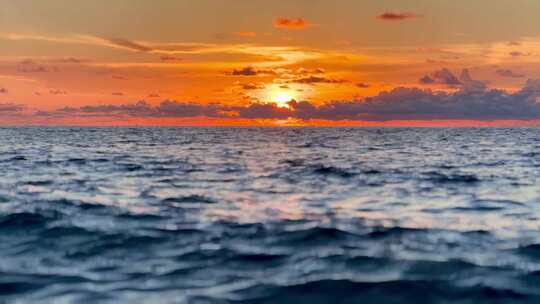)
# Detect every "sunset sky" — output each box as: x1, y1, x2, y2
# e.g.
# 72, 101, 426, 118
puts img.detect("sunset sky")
3, 0, 540, 125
